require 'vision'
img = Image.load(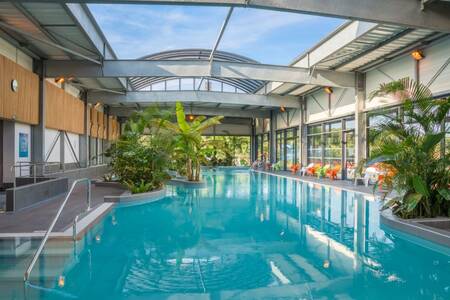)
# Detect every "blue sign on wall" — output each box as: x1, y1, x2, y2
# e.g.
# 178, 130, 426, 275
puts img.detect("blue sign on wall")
19, 132, 29, 158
